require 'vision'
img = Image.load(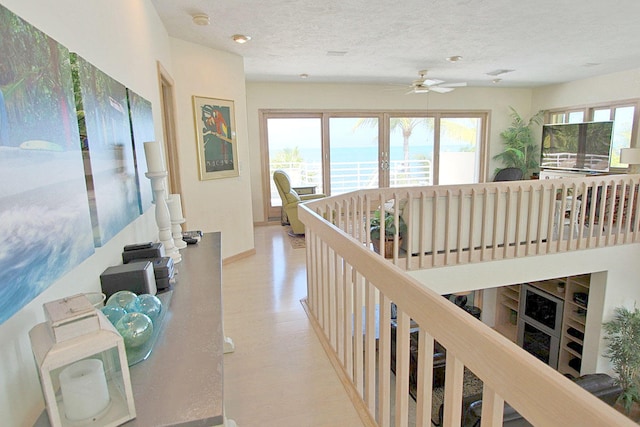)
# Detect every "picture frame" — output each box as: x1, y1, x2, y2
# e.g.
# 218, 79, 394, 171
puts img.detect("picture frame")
192, 96, 239, 180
